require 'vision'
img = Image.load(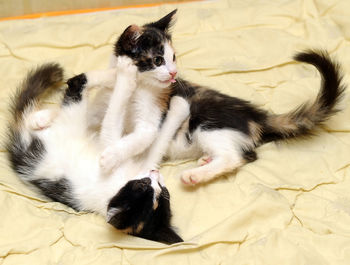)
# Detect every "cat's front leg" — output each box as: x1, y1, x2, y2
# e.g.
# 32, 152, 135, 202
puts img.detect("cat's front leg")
100, 122, 158, 174
99, 56, 138, 173
66, 68, 118, 97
